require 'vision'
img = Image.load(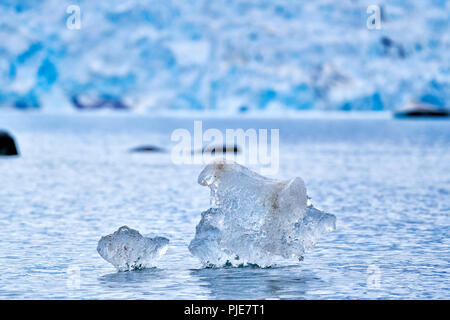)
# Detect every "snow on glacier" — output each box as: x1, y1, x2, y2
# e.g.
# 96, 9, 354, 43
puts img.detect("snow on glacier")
189, 160, 336, 267
1, 0, 449, 111
97, 226, 169, 271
